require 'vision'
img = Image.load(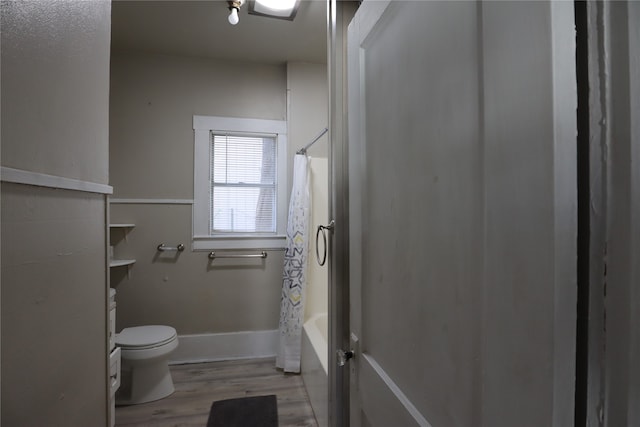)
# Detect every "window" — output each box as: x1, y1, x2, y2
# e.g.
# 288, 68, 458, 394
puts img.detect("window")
210, 133, 276, 233
193, 116, 287, 250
